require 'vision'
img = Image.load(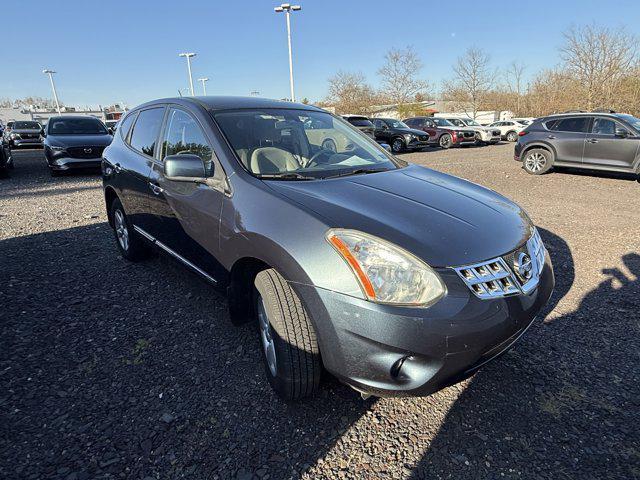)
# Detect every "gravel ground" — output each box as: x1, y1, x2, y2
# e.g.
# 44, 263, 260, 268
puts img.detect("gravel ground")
1, 145, 638, 480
